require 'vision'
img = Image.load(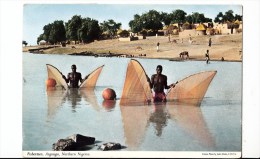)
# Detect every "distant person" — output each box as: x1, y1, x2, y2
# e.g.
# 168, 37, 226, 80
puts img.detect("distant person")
208, 37, 212, 47
189, 35, 193, 44
147, 65, 176, 102
62, 64, 83, 88
205, 50, 210, 64
157, 42, 160, 52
